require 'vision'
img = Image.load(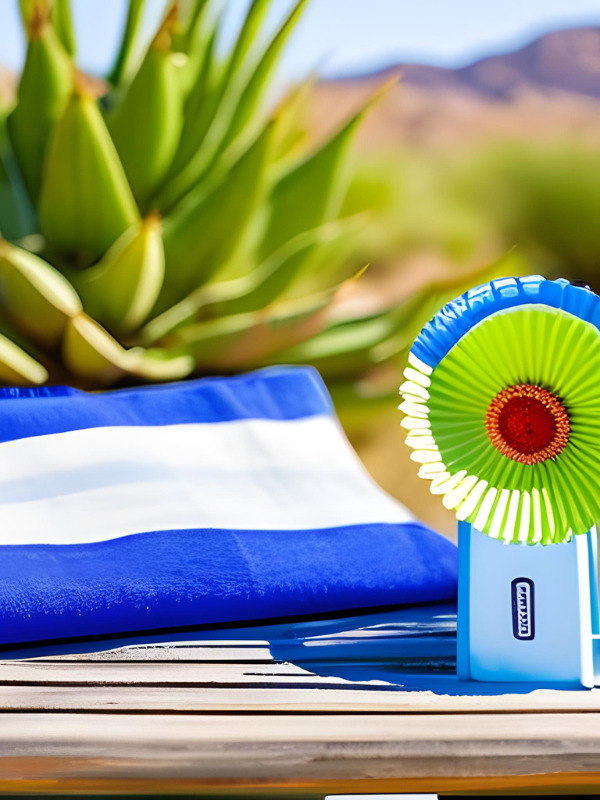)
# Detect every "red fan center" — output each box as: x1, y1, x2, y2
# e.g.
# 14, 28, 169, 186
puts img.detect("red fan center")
485, 384, 570, 465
